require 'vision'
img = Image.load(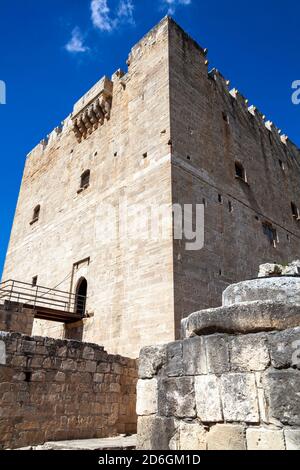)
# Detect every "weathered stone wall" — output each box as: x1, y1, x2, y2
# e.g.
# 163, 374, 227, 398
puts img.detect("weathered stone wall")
0, 302, 34, 336
137, 277, 300, 450
137, 331, 300, 450
0, 332, 137, 449
169, 19, 300, 337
